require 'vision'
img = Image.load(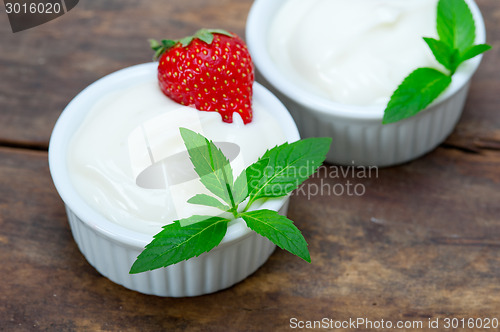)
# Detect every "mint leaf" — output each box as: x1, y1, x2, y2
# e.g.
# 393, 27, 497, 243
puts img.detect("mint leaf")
460, 43, 492, 62
241, 209, 310, 263
130, 131, 331, 273
423, 37, 459, 73
437, 0, 475, 52
232, 157, 269, 205
180, 128, 235, 208
187, 194, 230, 211
130, 216, 229, 274
246, 138, 331, 205
383, 68, 452, 124
178, 215, 219, 227
383, 0, 492, 124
